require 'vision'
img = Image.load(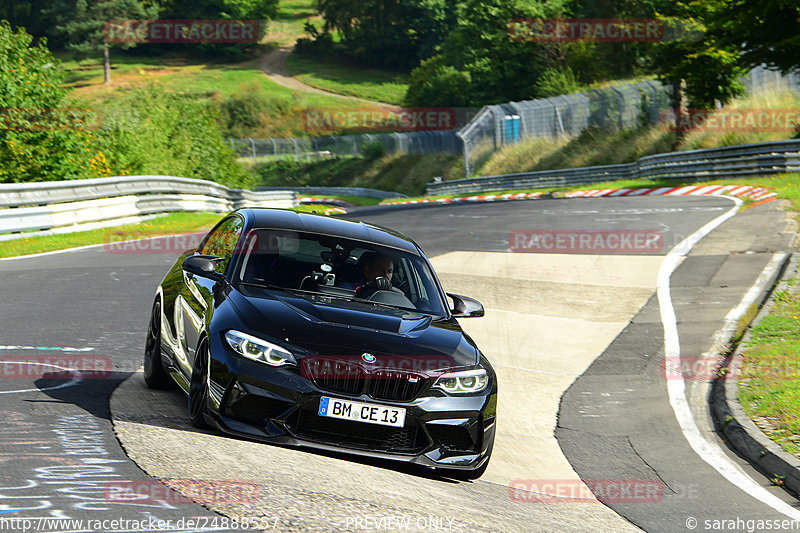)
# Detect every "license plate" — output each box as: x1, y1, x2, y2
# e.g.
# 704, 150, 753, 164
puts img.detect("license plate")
318, 397, 406, 428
